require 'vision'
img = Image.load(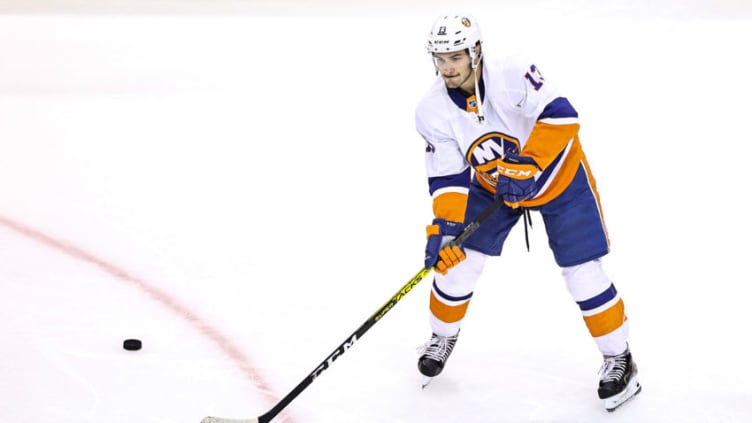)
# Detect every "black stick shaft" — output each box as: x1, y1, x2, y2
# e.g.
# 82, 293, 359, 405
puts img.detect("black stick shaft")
257, 197, 505, 423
